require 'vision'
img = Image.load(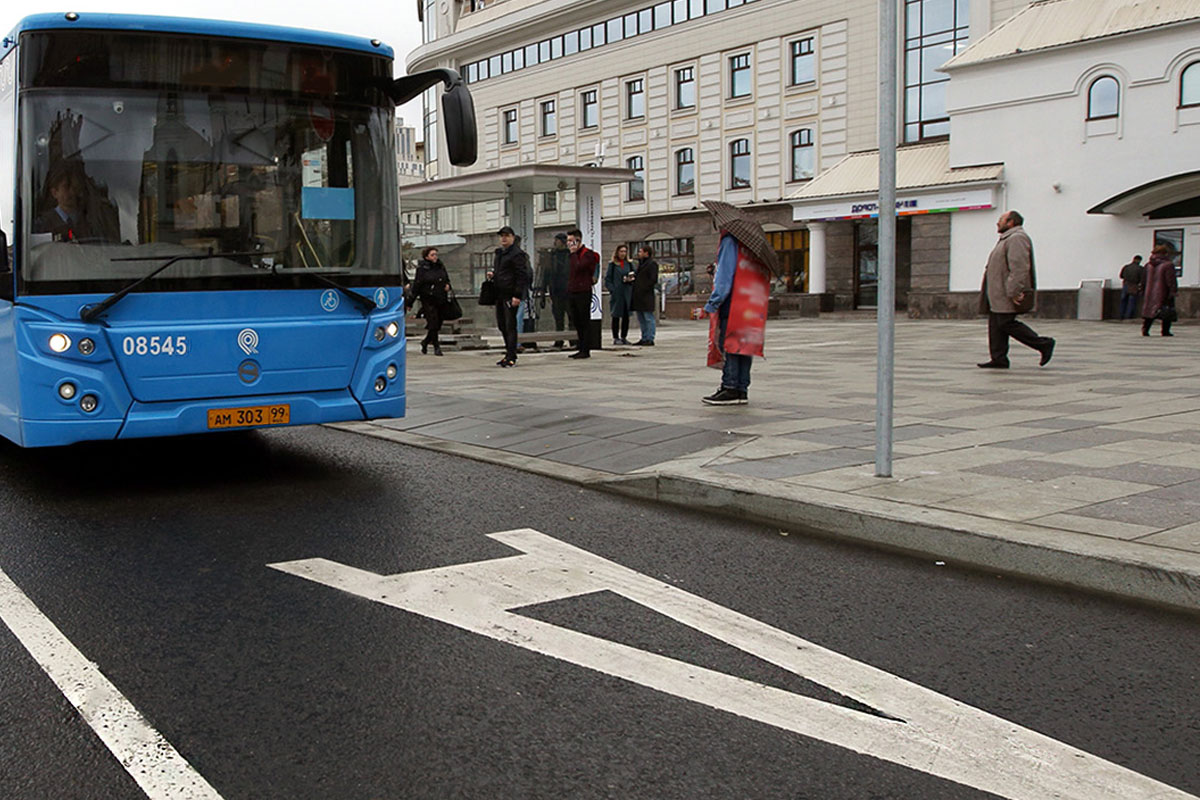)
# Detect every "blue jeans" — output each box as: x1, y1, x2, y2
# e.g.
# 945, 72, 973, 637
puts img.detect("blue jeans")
1120, 290, 1139, 320
636, 310, 656, 342
717, 311, 752, 392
